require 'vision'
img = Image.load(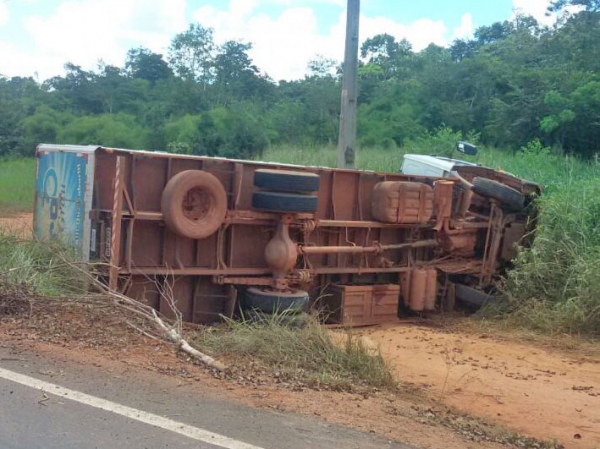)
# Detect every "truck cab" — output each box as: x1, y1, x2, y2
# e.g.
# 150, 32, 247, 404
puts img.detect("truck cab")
400, 142, 541, 307
400, 154, 479, 178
